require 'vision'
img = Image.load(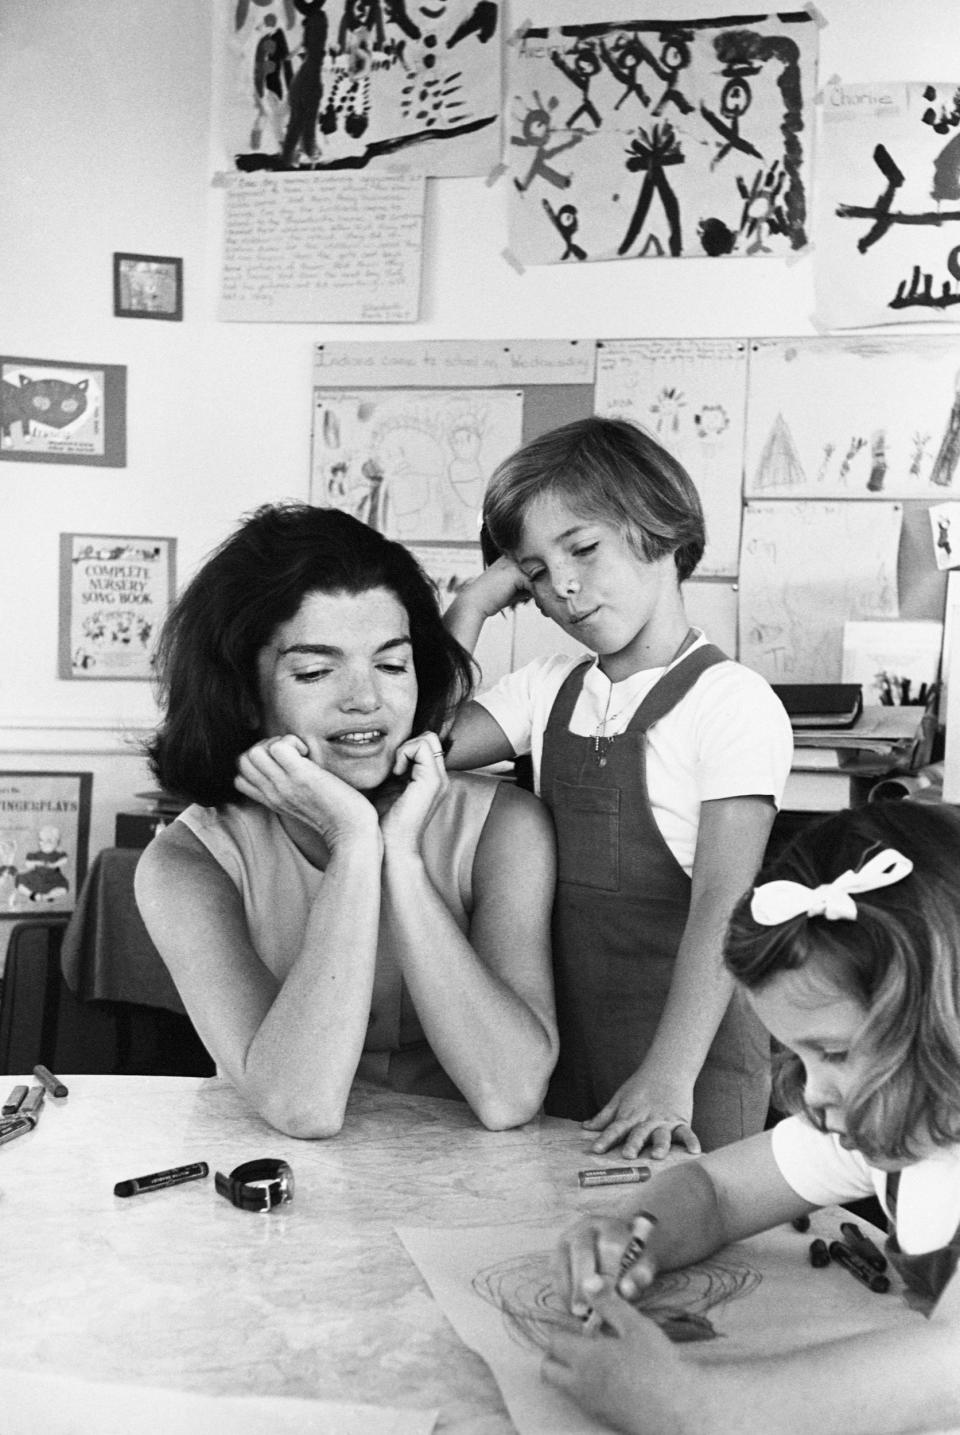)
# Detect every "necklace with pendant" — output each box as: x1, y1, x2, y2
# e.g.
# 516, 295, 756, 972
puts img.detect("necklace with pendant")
592, 628, 696, 767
